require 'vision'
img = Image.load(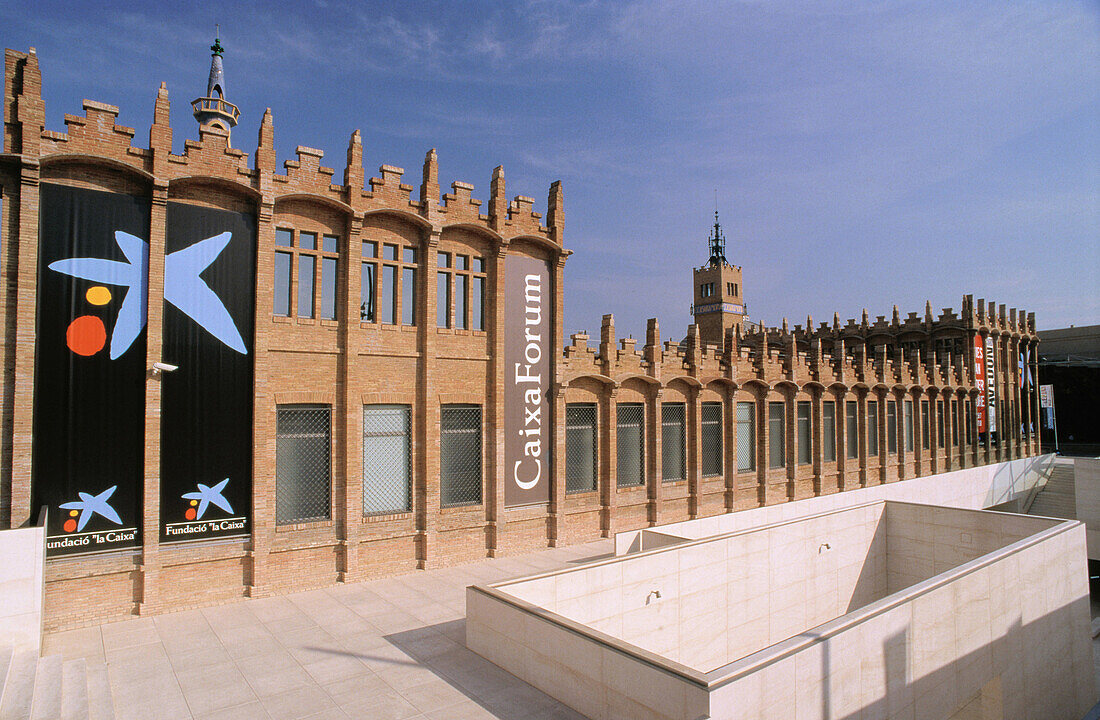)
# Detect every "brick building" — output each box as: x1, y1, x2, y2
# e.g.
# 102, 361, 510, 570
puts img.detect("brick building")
0, 44, 1041, 631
